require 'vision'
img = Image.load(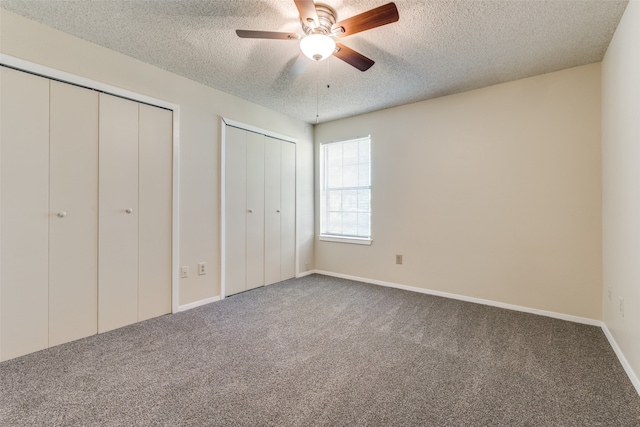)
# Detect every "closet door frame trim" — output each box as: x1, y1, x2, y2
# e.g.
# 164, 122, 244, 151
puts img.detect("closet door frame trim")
0, 54, 181, 314
221, 117, 298, 299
